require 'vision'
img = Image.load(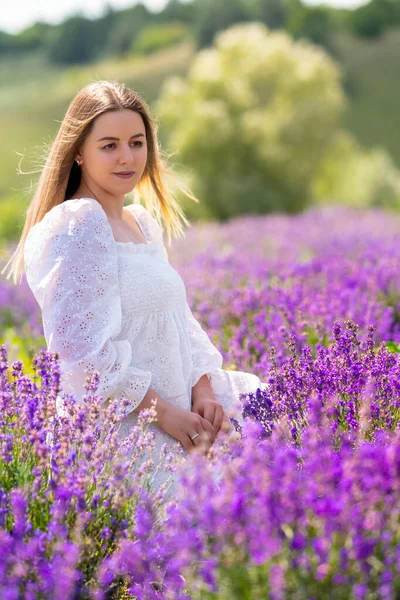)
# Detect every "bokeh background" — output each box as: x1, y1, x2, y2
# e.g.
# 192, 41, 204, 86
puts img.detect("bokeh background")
1, 0, 400, 226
